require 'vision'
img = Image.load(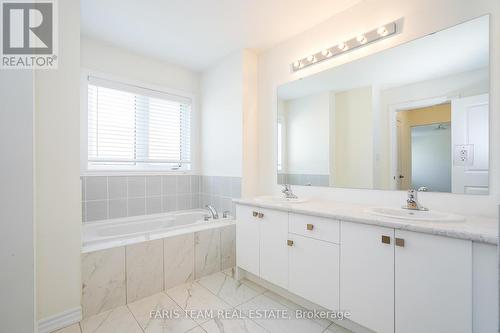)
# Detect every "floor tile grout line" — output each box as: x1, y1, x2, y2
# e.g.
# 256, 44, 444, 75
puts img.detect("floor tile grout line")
193, 324, 208, 333
322, 322, 334, 333
193, 271, 272, 332
192, 279, 234, 309
196, 269, 267, 306
125, 303, 146, 333
161, 287, 208, 326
